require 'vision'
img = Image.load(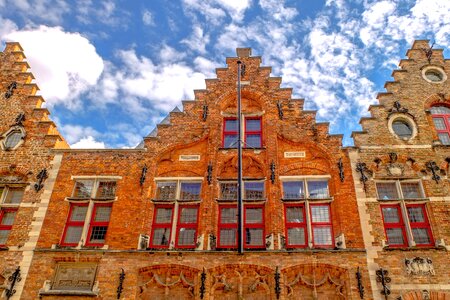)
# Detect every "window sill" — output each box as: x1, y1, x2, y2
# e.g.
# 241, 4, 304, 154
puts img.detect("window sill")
377, 198, 429, 201
151, 199, 201, 203
65, 197, 116, 202
39, 290, 98, 297
281, 197, 333, 202
383, 245, 444, 251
